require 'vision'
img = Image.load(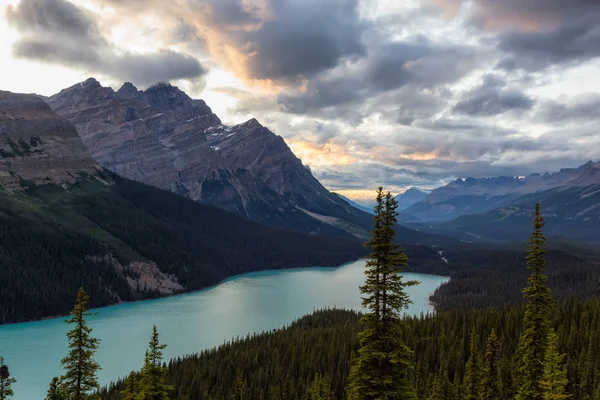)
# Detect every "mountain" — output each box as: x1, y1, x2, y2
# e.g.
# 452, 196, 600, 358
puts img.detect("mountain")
410, 161, 600, 243
0, 90, 99, 187
395, 187, 427, 210
334, 193, 374, 214
46, 79, 377, 238
405, 161, 600, 222
0, 91, 370, 323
